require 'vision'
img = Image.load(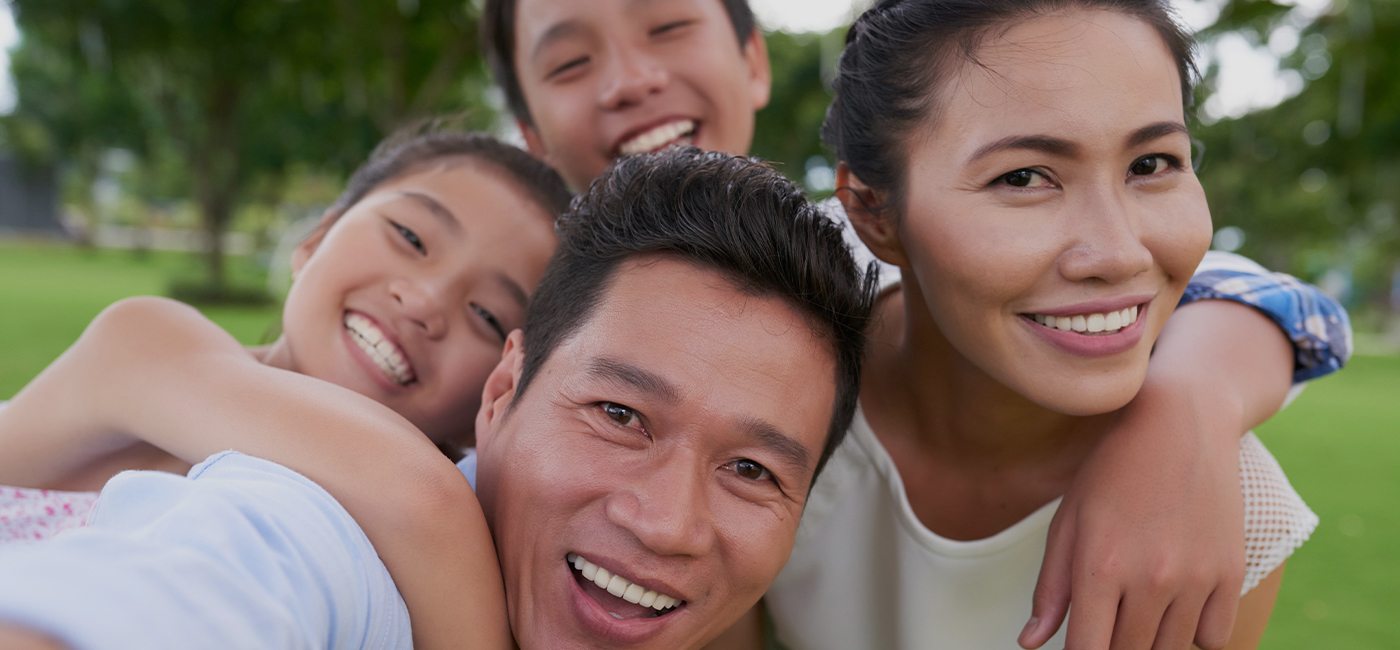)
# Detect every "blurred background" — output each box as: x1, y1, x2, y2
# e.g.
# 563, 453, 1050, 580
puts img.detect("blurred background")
0, 0, 1395, 647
